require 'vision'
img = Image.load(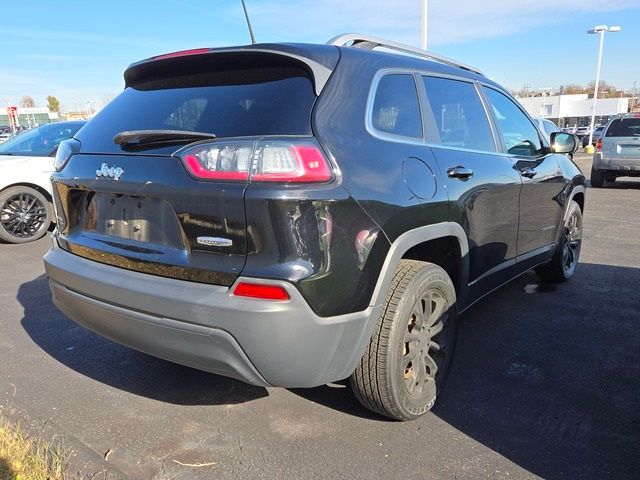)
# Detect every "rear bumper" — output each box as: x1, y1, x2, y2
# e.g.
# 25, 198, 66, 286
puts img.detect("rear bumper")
44, 244, 379, 388
593, 153, 640, 175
